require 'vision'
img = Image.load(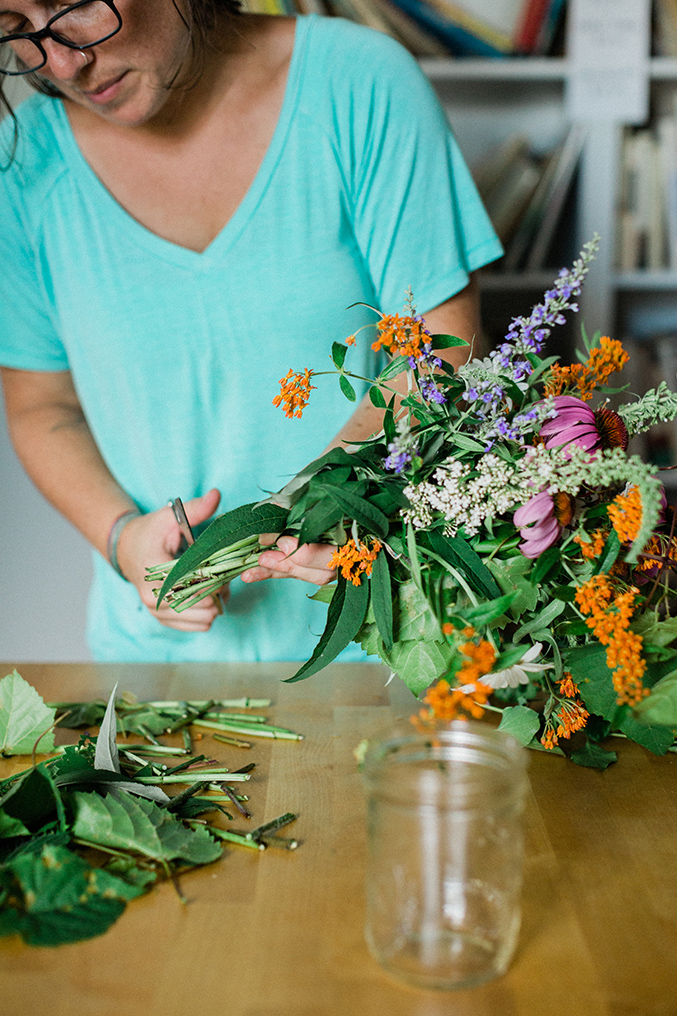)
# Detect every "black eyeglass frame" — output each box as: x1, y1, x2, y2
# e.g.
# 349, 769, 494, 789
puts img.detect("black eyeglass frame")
0, 0, 122, 76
